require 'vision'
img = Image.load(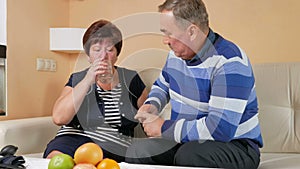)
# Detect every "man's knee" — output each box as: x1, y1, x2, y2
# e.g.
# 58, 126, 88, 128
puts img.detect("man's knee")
125, 139, 157, 164
125, 138, 179, 164
174, 141, 217, 167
